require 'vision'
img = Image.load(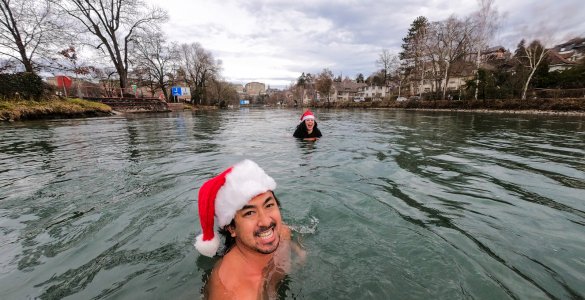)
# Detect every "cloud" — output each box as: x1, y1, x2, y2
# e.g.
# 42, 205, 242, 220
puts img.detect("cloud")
151, 0, 585, 88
